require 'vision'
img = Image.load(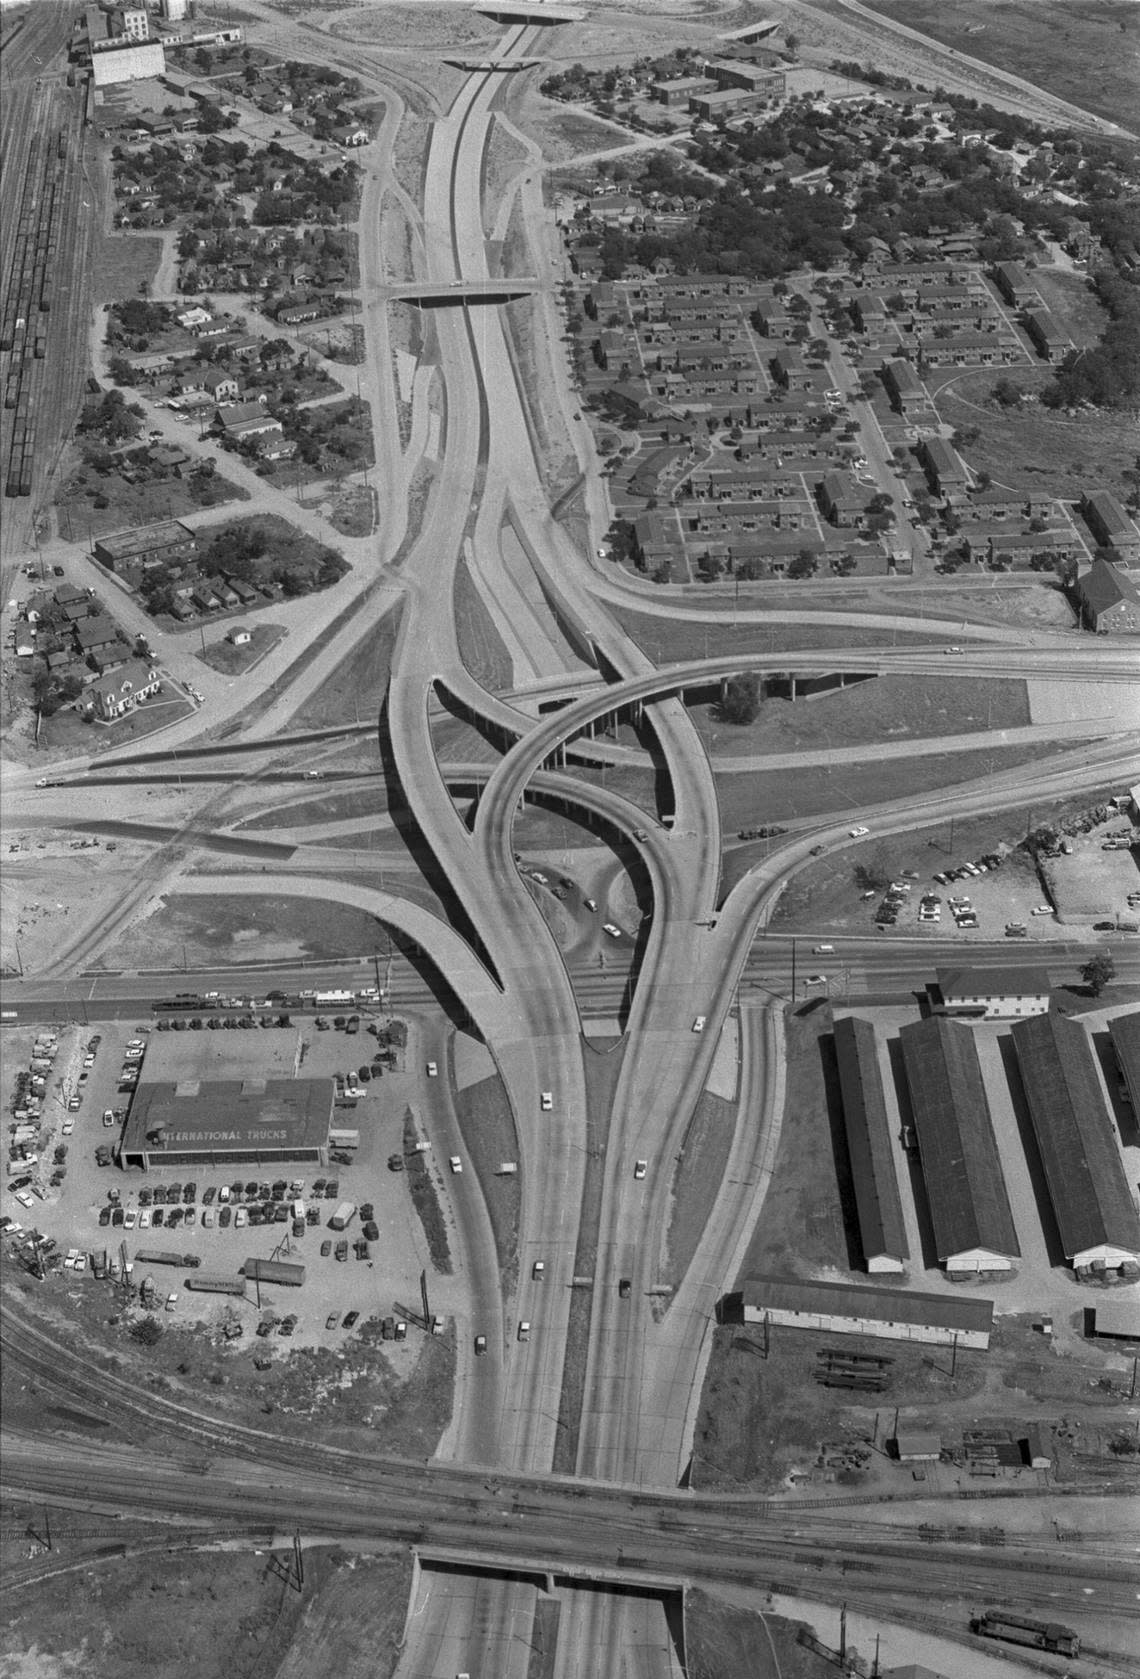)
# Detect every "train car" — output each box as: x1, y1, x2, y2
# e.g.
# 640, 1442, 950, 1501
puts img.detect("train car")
33, 333, 46, 359
39, 284, 51, 313
973, 1611, 1079, 1658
